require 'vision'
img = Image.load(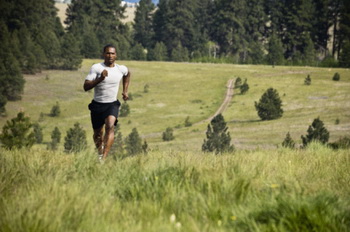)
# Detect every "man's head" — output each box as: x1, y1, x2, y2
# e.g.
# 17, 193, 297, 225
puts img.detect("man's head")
103, 44, 117, 66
